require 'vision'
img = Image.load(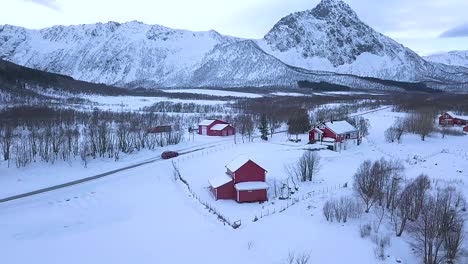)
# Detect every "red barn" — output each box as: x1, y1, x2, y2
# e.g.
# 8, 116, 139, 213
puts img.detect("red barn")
209, 157, 268, 203
198, 119, 235, 136
309, 121, 358, 143
439, 112, 468, 126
